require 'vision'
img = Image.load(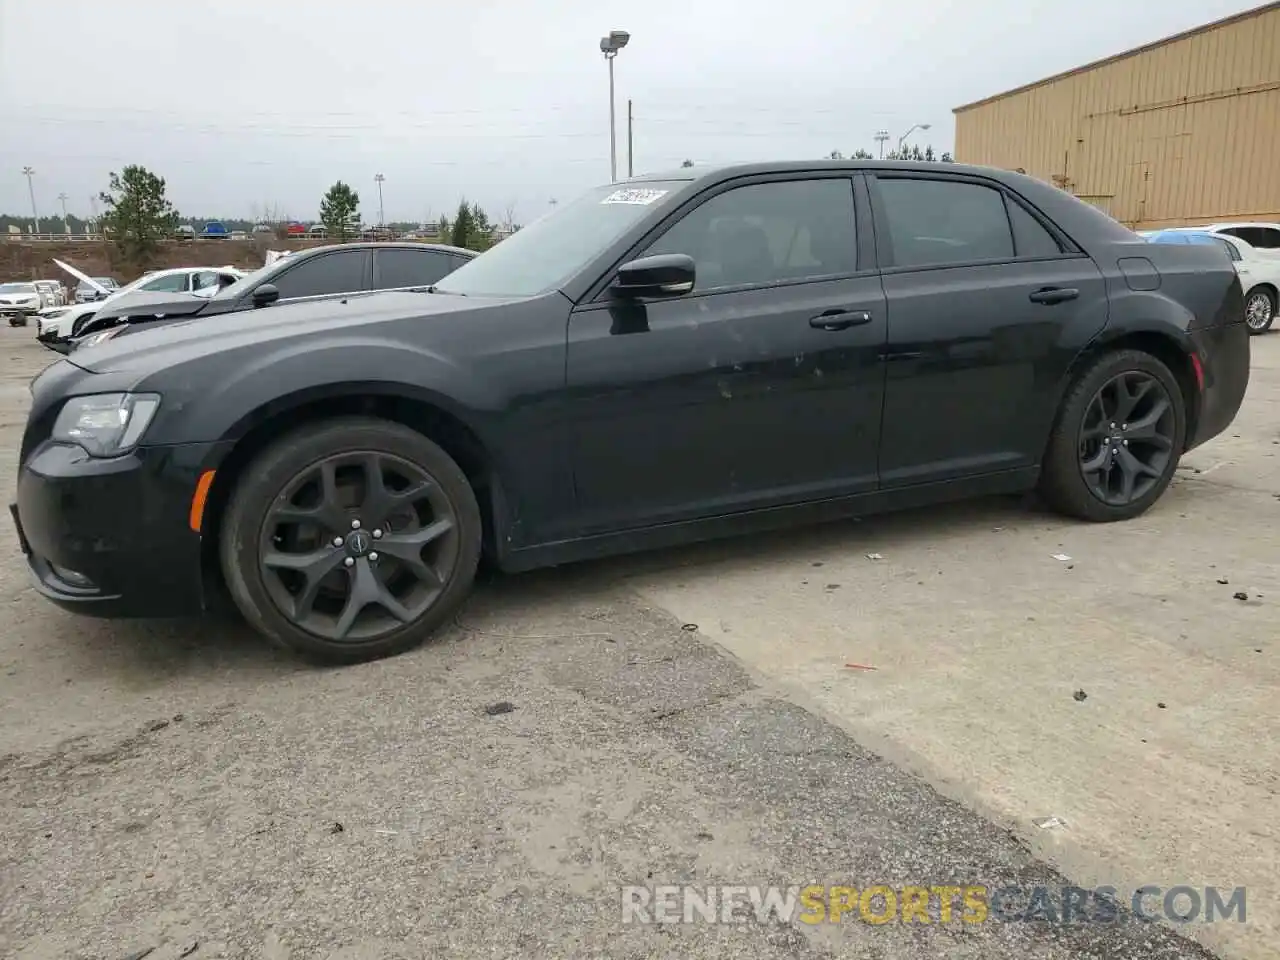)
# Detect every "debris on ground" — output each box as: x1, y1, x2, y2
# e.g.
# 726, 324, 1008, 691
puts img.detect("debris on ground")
844, 662, 877, 671
866, 552, 884, 560
329, 822, 344, 834
1052, 553, 1072, 562
1233, 591, 1249, 602
121, 949, 156, 960
1217, 577, 1230, 585
147, 719, 170, 732
1073, 689, 1088, 702
825, 583, 841, 590
178, 942, 199, 958
1157, 702, 1167, 709
681, 623, 698, 632
1033, 816, 1067, 830
483, 701, 516, 716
